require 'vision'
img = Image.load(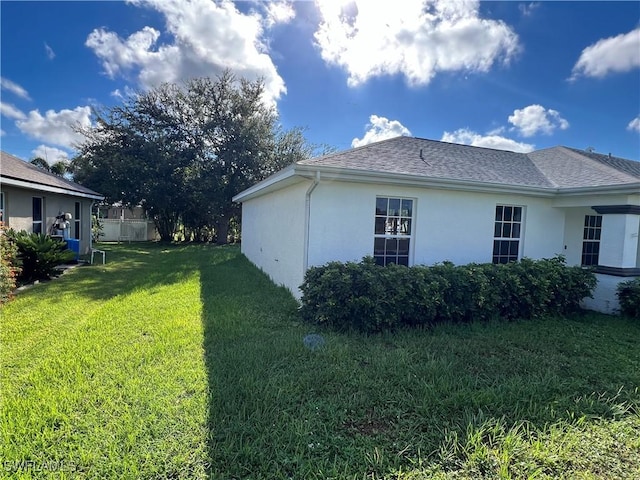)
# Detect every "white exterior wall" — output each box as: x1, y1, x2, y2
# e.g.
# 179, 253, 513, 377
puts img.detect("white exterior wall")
582, 274, 625, 314
240, 180, 310, 295
307, 181, 565, 268
241, 178, 635, 312
599, 214, 640, 269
